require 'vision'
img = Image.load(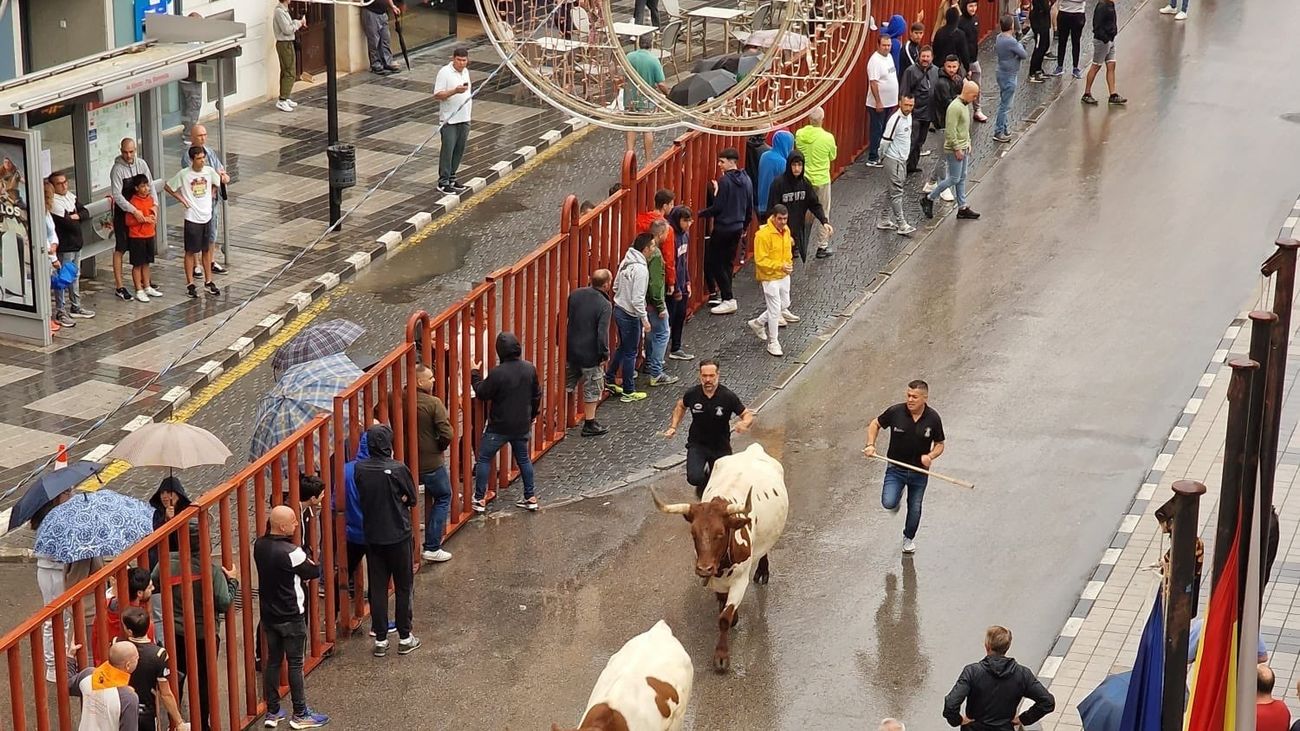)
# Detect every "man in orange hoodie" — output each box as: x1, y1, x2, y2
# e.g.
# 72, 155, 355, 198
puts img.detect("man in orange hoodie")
747, 204, 797, 357
636, 188, 677, 298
